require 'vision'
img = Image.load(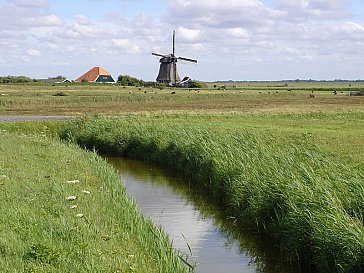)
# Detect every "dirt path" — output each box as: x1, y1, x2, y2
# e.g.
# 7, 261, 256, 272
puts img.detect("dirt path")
0, 116, 77, 122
